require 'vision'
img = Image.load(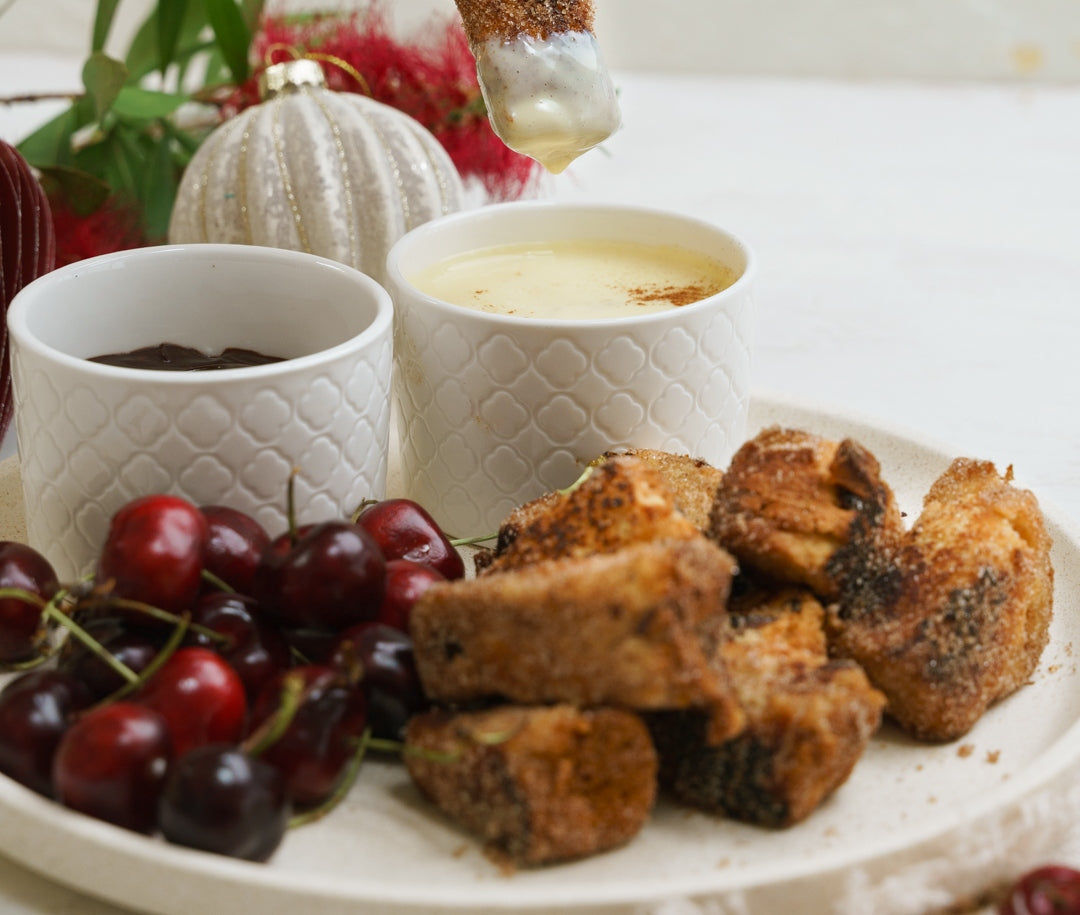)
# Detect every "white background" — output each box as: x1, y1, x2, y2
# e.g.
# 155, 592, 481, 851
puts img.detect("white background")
2, 0, 1080, 81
